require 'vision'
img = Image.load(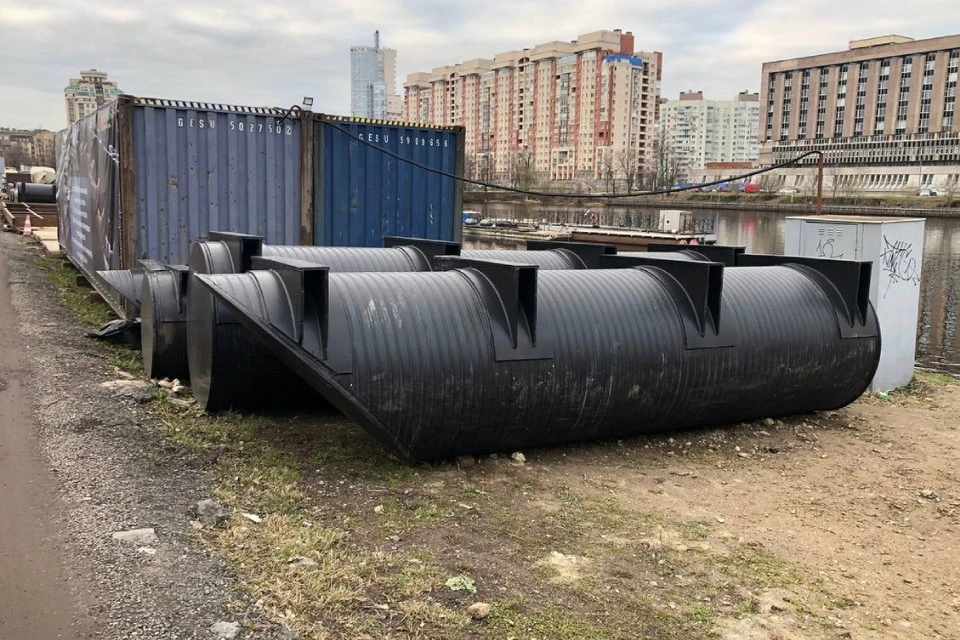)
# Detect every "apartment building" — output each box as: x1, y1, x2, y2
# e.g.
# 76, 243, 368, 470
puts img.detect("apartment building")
64, 69, 123, 125
350, 31, 402, 120
403, 30, 662, 185
660, 91, 760, 178
760, 34, 960, 193
0, 128, 55, 167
